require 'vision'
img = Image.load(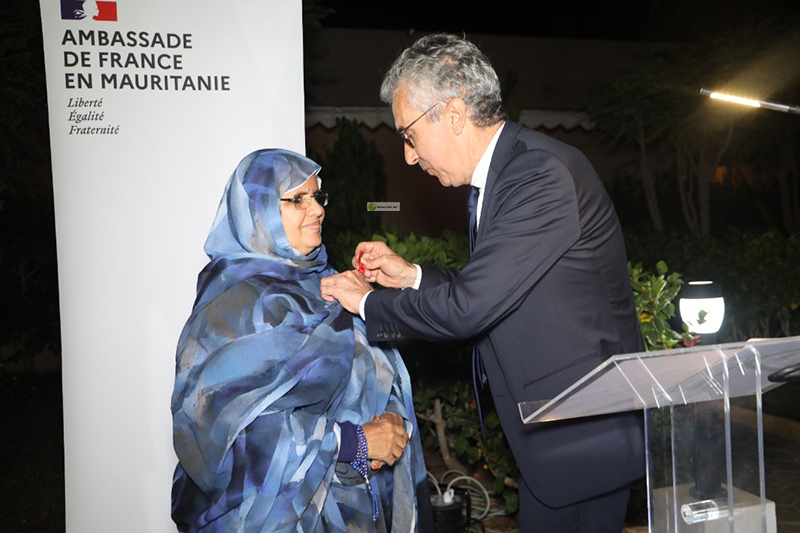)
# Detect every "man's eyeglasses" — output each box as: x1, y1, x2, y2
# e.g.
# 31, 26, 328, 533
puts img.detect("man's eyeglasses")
280, 190, 329, 210
397, 101, 441, 148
